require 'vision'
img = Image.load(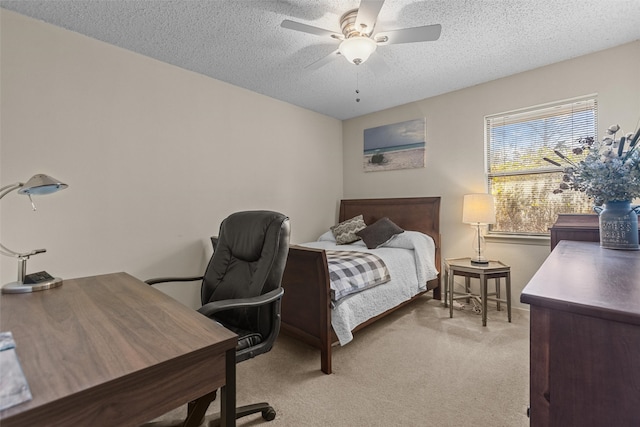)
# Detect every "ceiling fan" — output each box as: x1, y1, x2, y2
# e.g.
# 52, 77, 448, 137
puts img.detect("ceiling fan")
280, 0, 442, 70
